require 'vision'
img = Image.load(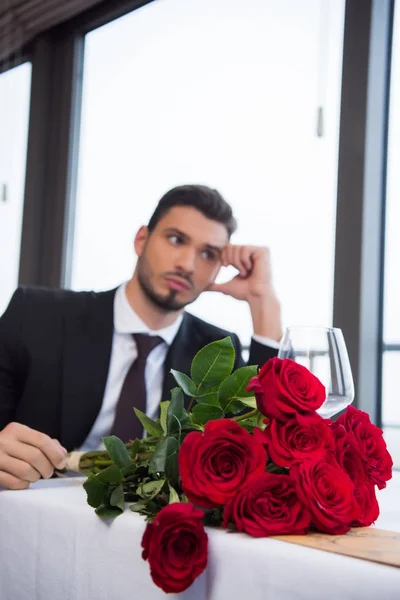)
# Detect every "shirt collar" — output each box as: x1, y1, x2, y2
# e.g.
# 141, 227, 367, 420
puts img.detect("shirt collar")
114, 283, 183, 345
